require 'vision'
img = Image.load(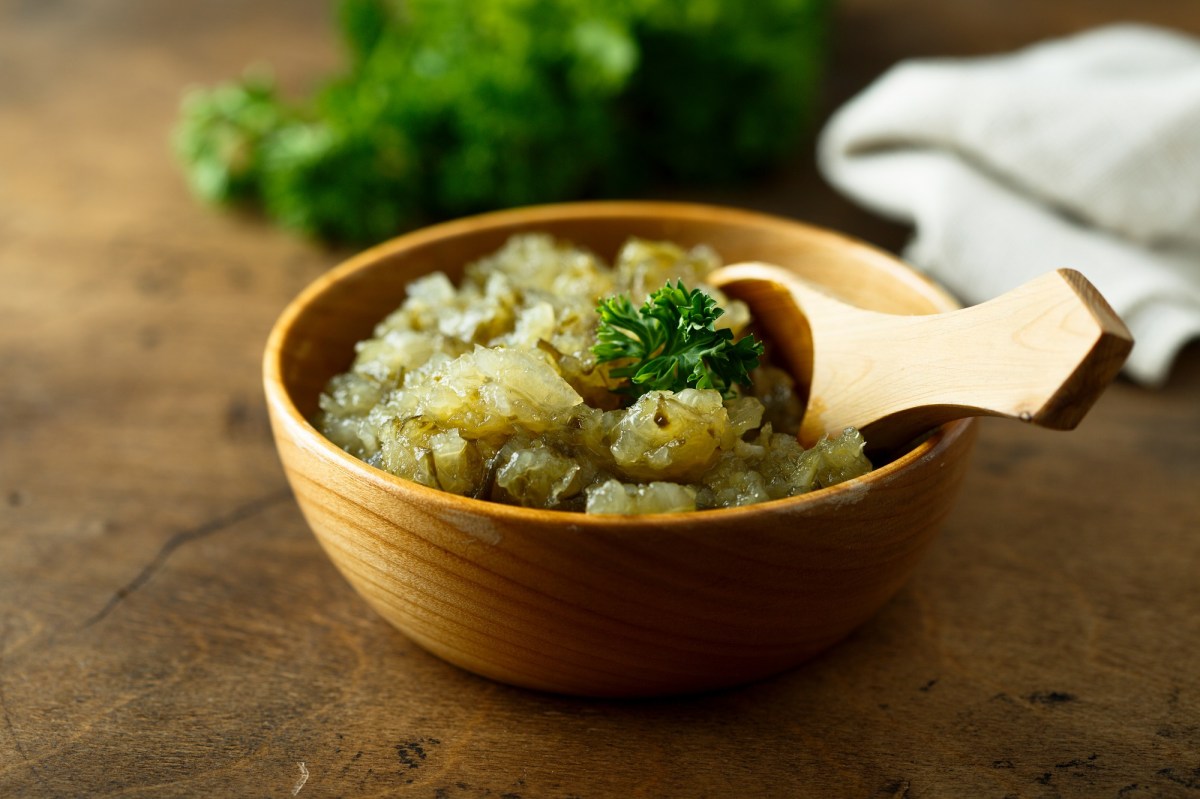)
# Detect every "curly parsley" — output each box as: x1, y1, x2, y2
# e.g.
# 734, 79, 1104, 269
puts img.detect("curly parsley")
593, 281, 764, 399
172, 0, 830, 244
